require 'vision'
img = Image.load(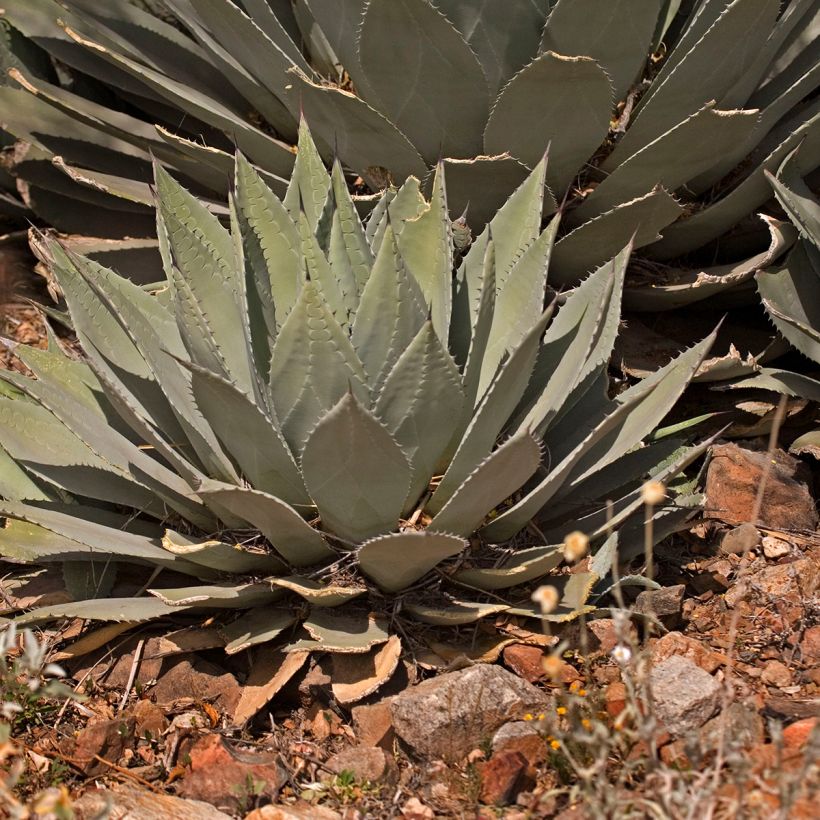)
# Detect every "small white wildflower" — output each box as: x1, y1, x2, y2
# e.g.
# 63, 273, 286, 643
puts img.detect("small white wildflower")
1, 702, 23, 720
611, 644, 632, 666
641, 480, 665, 506
531, 584, 560, 614
562, 530, 589, 563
